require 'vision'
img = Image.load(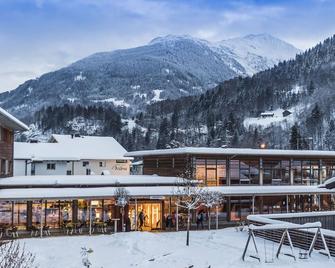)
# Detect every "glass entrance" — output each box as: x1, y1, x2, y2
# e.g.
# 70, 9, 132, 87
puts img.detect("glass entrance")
129, 202, 162, 231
